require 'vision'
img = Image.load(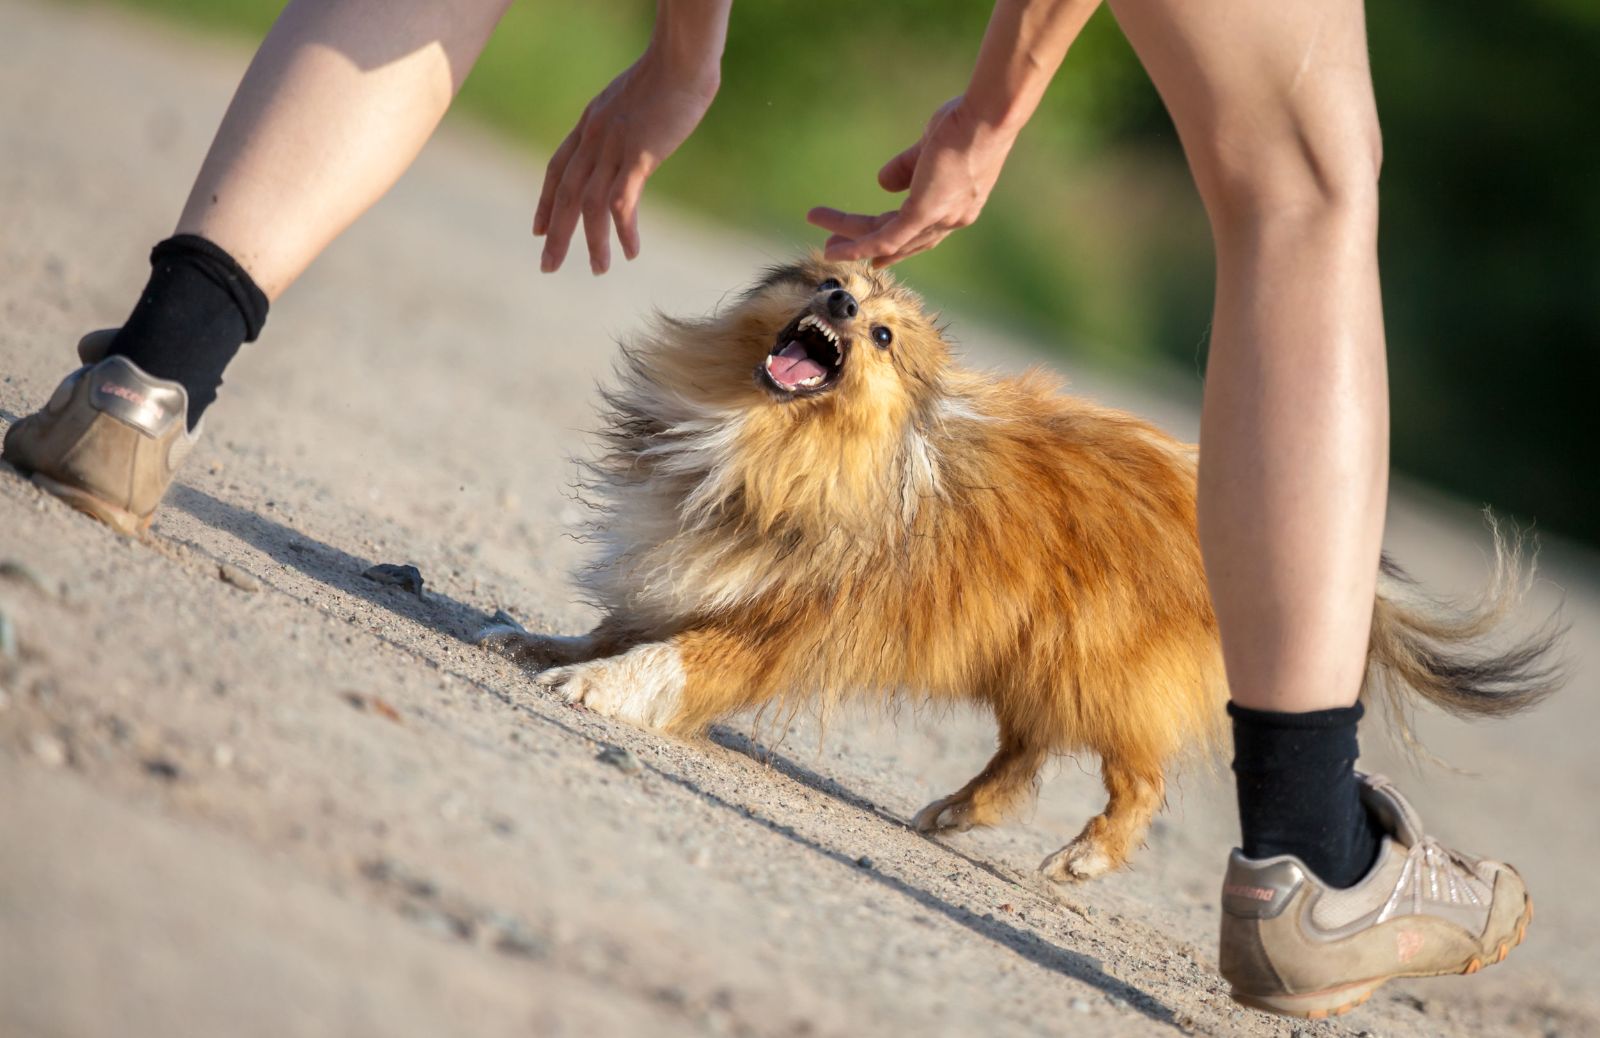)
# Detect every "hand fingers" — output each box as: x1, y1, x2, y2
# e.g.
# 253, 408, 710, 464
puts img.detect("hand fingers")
877, 142, 922, 193
581, 137, 624, 274
806, 207, 893, 239
610, 159, 652, 261
871, 227, 949, 268
825, 208, 932, 262
540, 145, 598, 273
534, 126, 583, 237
